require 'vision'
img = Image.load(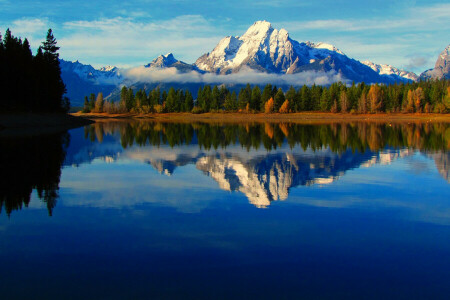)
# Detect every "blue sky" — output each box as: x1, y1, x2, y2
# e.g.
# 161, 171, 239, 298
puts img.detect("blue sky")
1, 0, 449, 73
